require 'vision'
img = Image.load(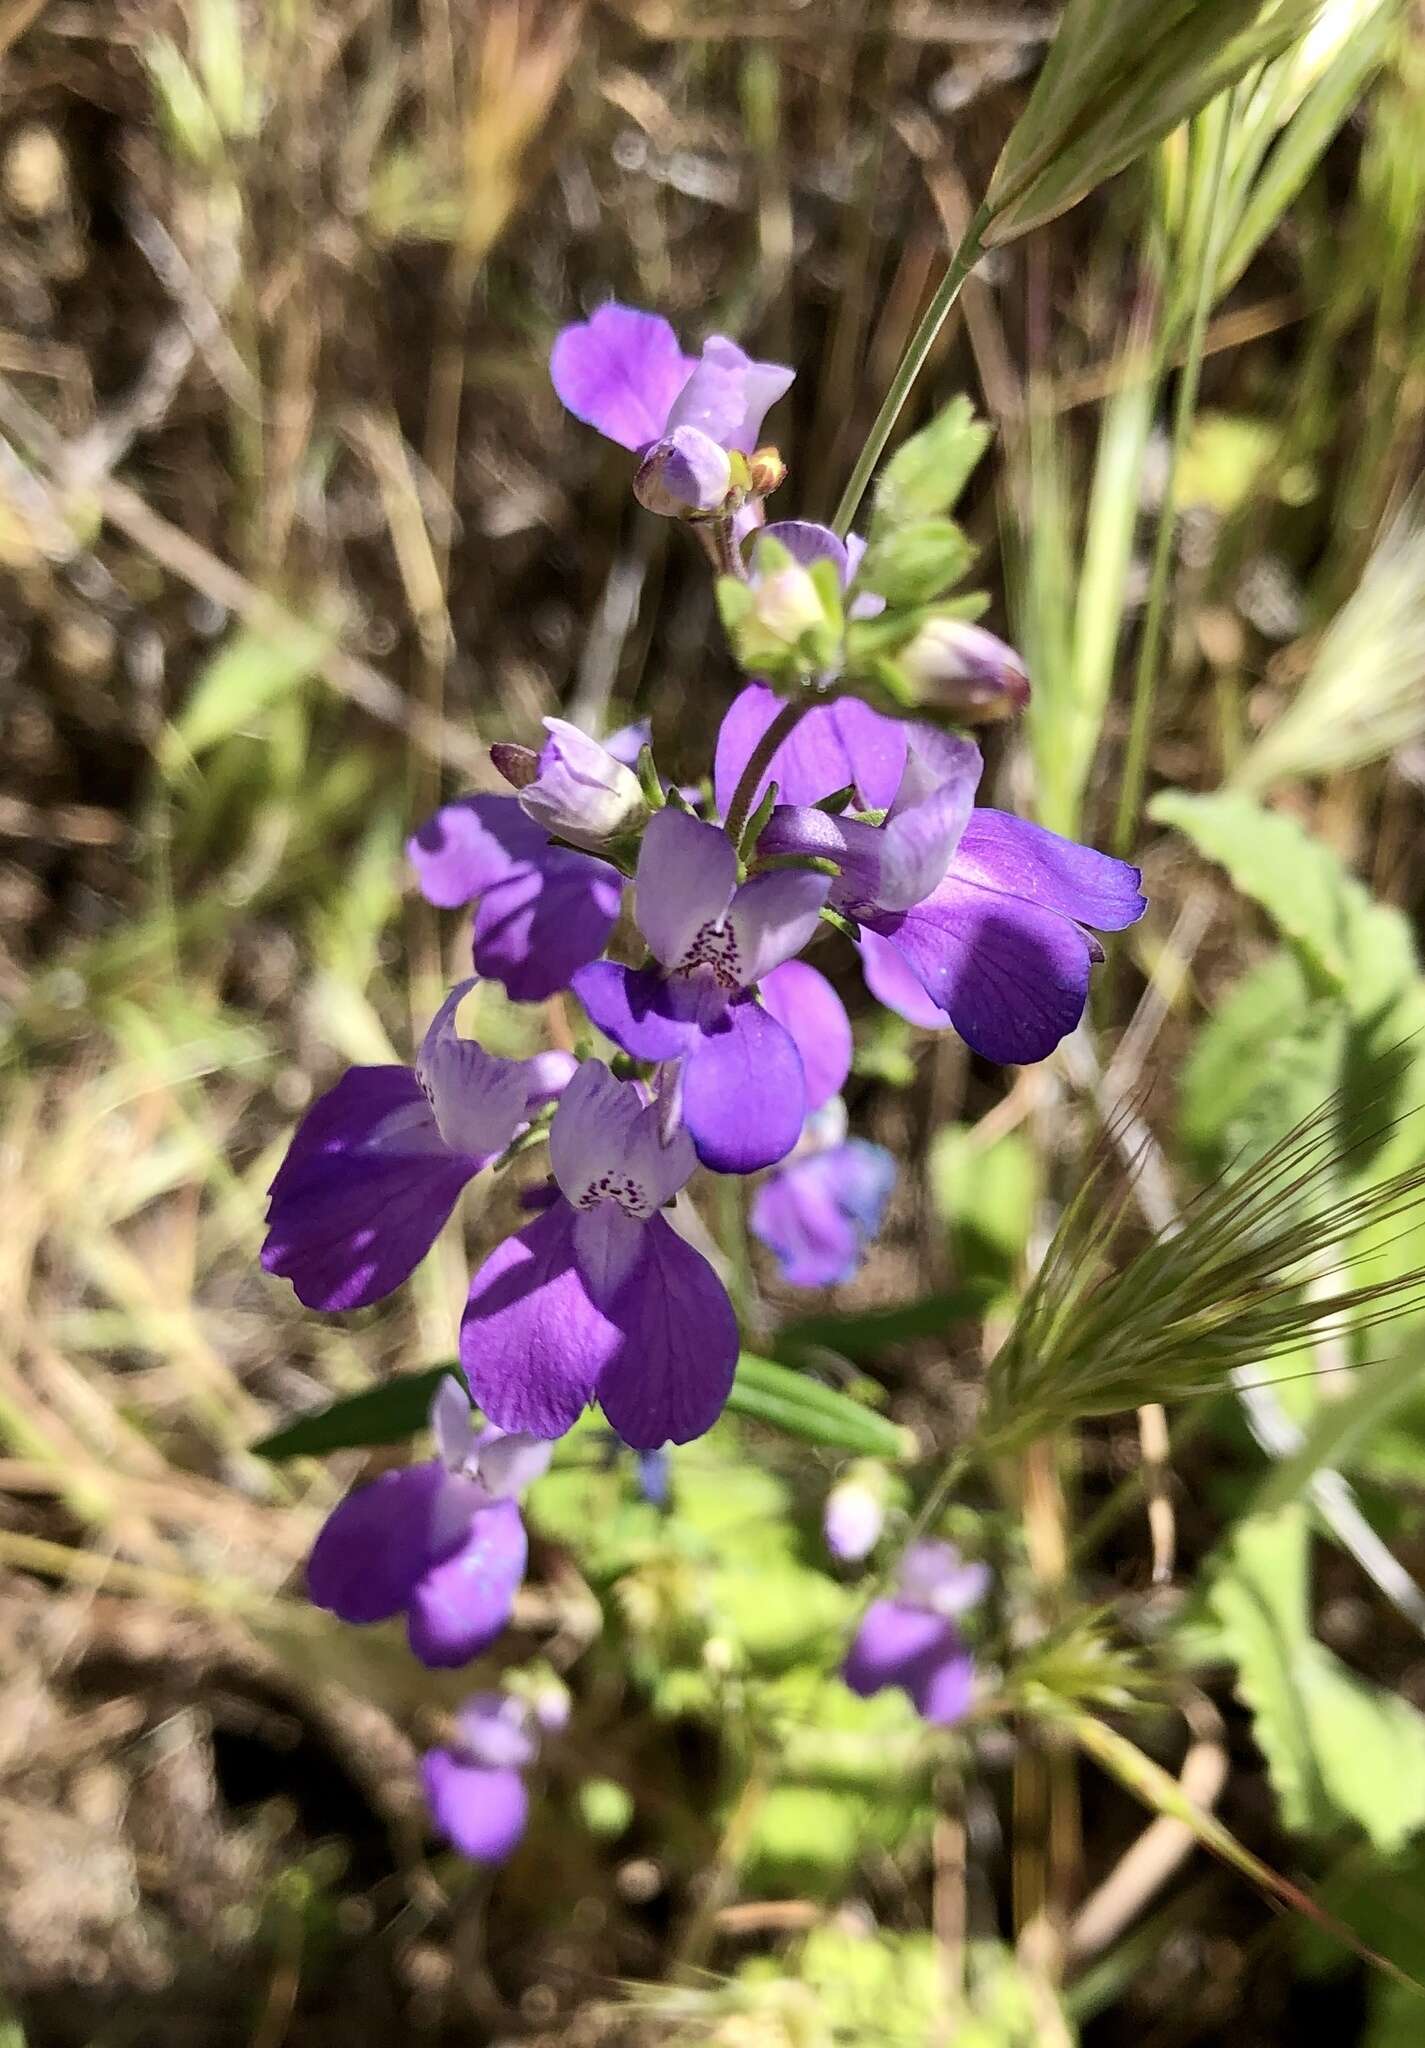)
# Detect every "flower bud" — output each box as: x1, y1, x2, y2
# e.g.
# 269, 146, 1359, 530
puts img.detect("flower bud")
633, 426, 733, 518
824, 1466, 886, 1563
746, 446, 787, 499
751, 560, 826, 646
518, 717, 650, 849
490, 741, 540, 789
897, 618, 1029, 721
